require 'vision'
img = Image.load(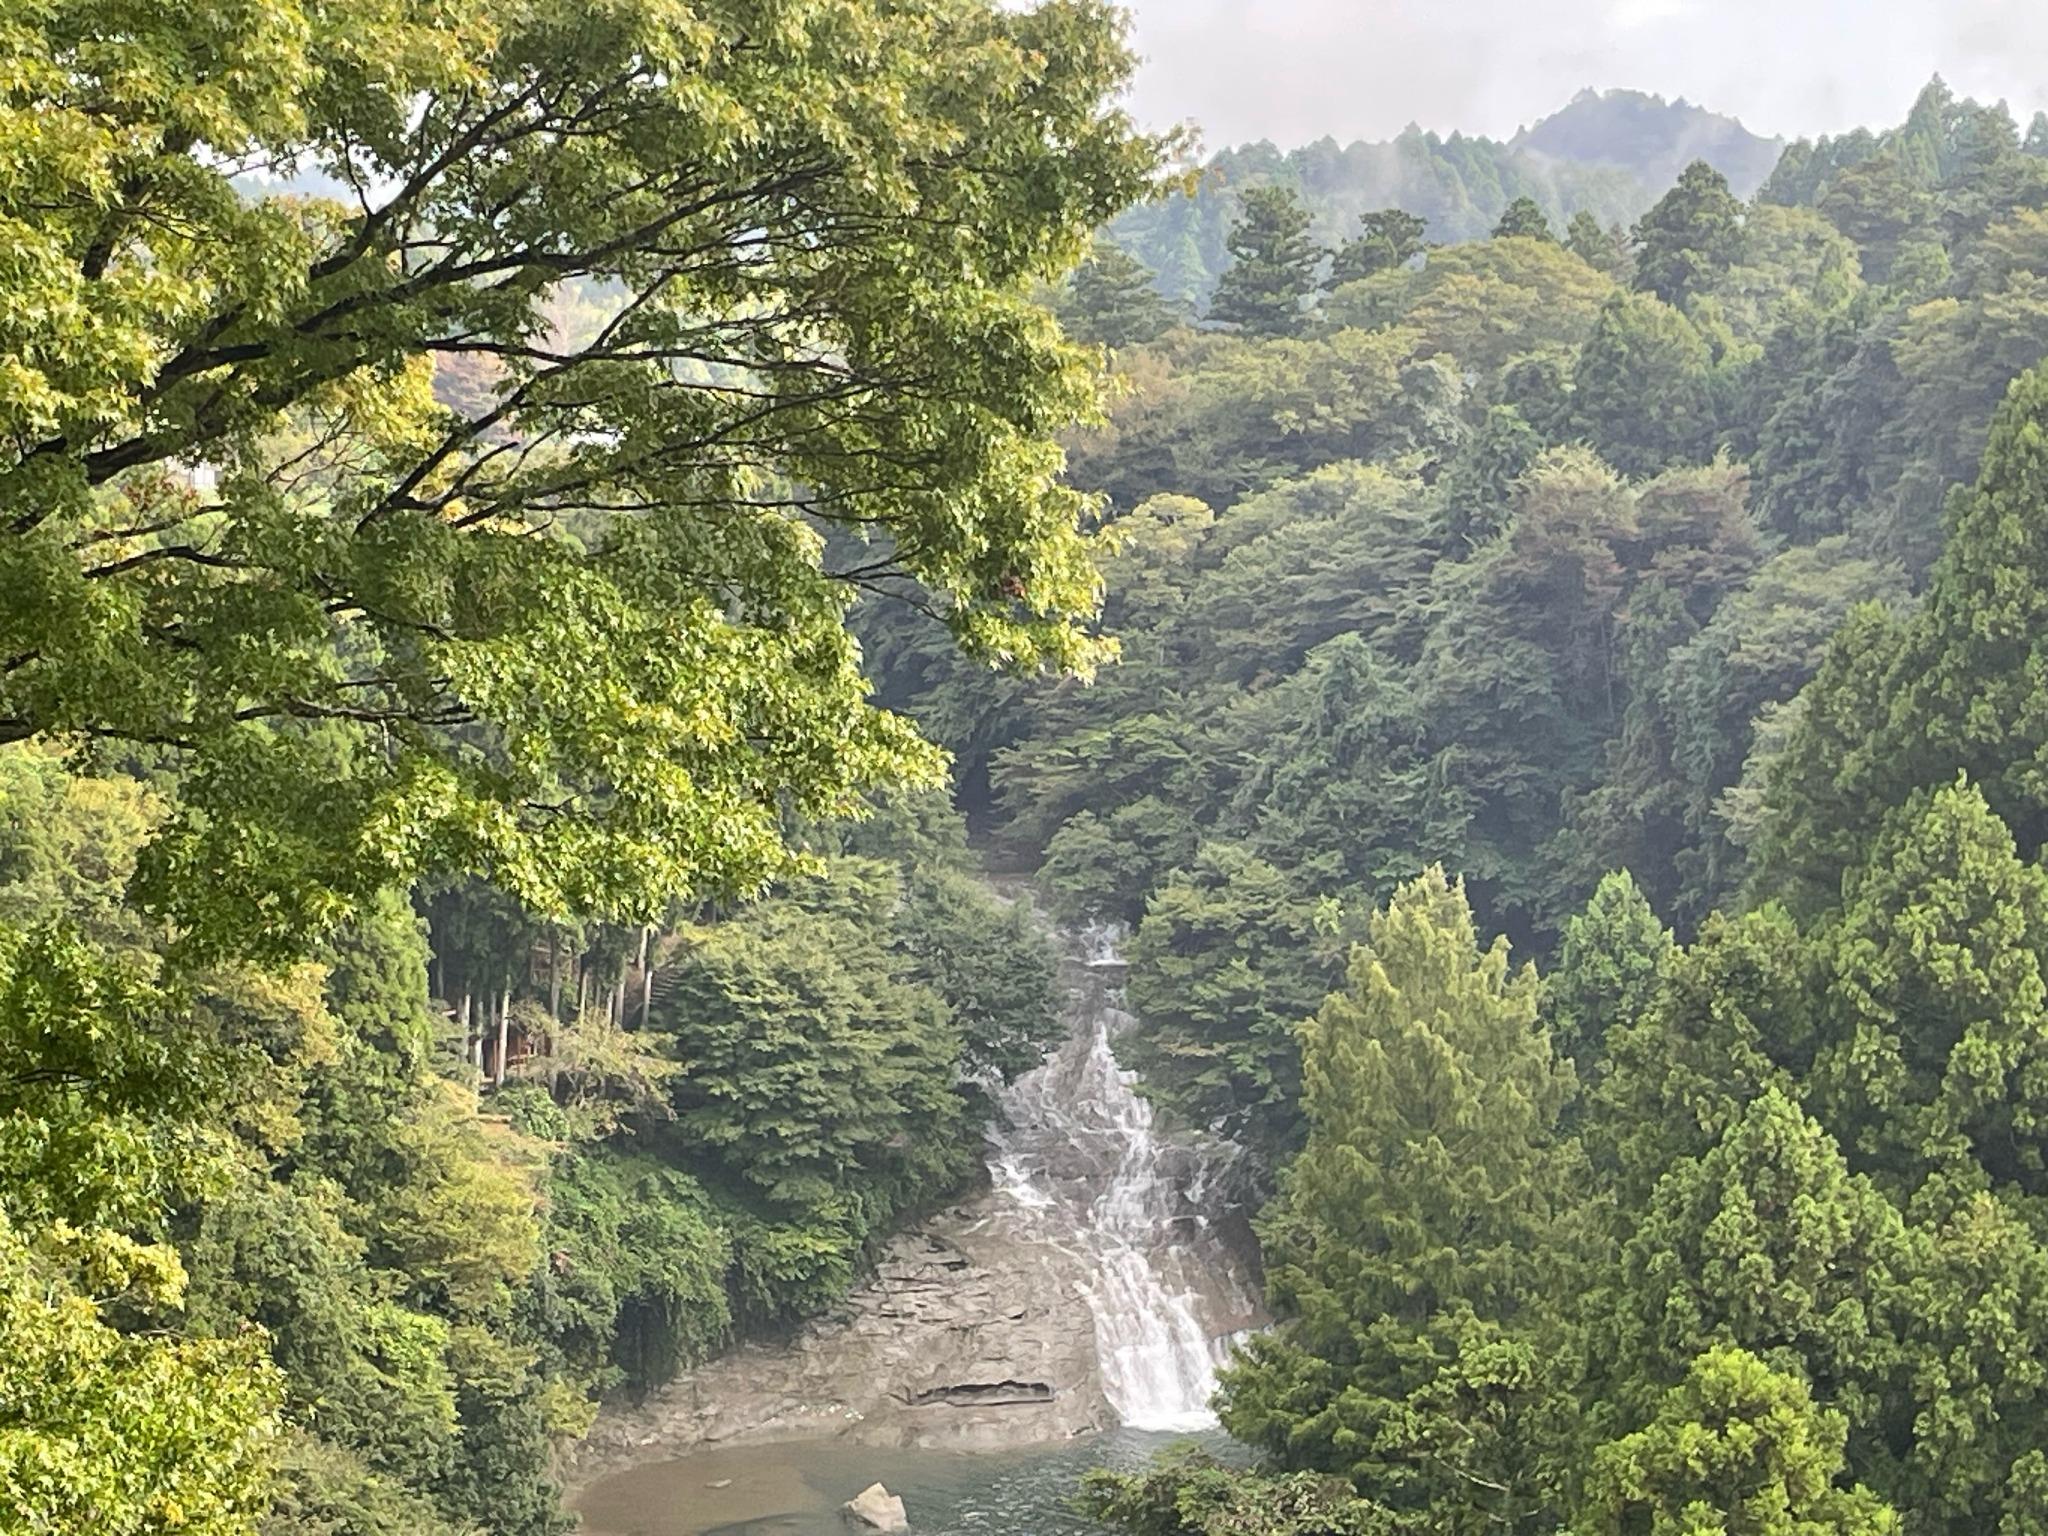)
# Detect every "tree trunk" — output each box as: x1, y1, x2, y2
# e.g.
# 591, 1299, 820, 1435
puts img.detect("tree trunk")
494, 985, 511, 1088
638, 925, 654, 1028
458, 990, 472, 1069
548, 928, 563, 1021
